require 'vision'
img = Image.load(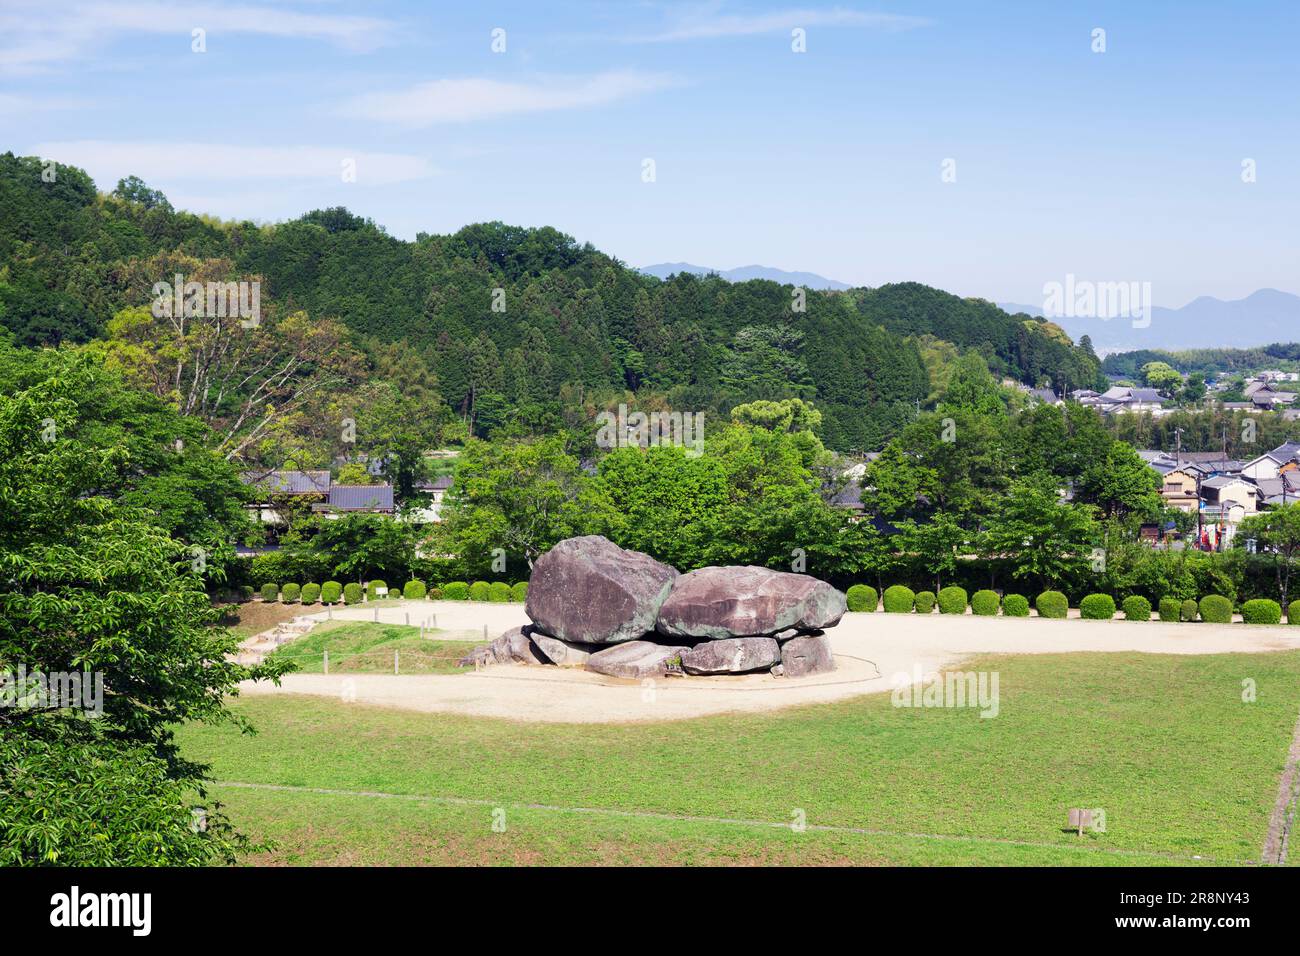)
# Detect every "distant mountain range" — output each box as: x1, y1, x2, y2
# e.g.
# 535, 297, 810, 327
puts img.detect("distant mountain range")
639, 262, 851, 290
999, 289, 1300, 354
